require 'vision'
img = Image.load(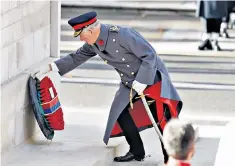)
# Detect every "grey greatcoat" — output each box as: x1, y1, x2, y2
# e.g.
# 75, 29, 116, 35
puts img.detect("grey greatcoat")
196, 0, 228, 19
54, 24, 182, 144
